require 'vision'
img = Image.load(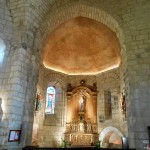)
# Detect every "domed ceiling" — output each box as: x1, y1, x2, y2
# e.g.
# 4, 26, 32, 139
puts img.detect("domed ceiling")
42, 17, 121, 75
